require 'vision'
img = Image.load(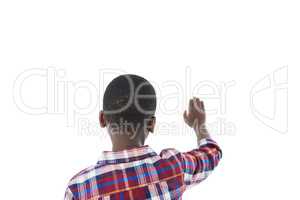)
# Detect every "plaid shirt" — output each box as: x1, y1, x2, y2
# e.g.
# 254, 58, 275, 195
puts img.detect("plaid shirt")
65, 138, 222, 200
